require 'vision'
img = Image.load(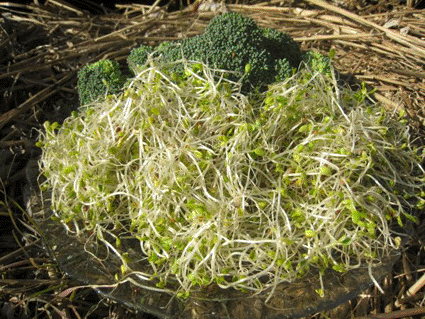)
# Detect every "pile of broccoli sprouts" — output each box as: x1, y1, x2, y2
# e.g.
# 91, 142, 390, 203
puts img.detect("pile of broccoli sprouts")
38, 58, 423, 300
